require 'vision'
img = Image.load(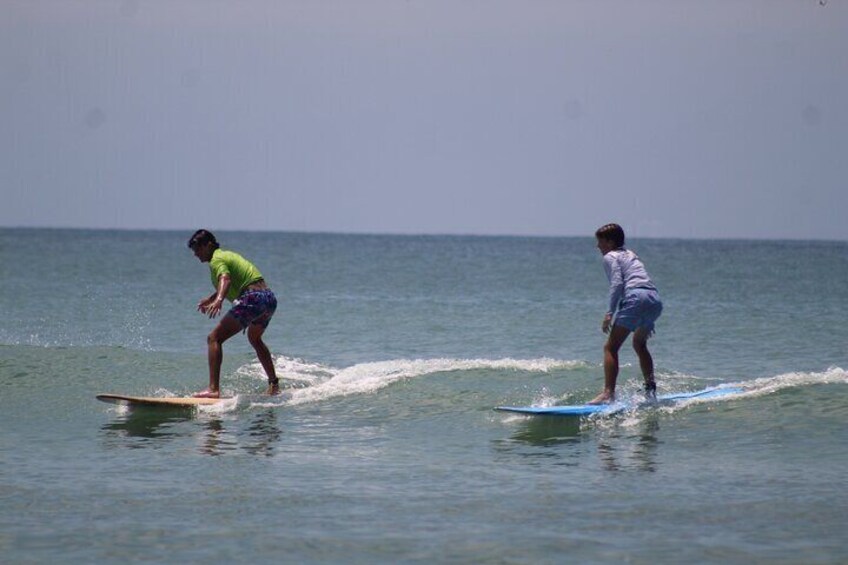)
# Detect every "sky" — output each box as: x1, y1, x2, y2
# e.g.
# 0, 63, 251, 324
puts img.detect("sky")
2, 0, 846, 240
